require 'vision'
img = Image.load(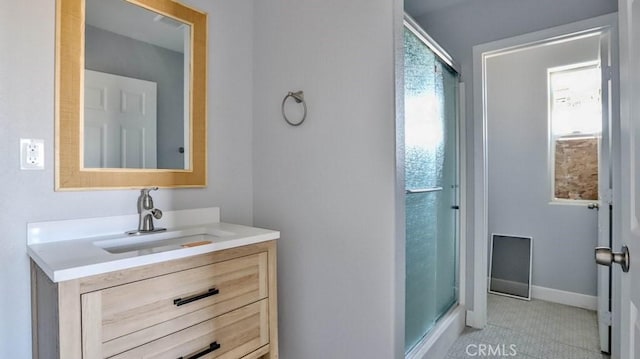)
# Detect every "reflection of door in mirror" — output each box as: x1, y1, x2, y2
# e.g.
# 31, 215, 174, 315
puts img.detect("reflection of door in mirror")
84, 70, 157, 169
84, 0, 191, 170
